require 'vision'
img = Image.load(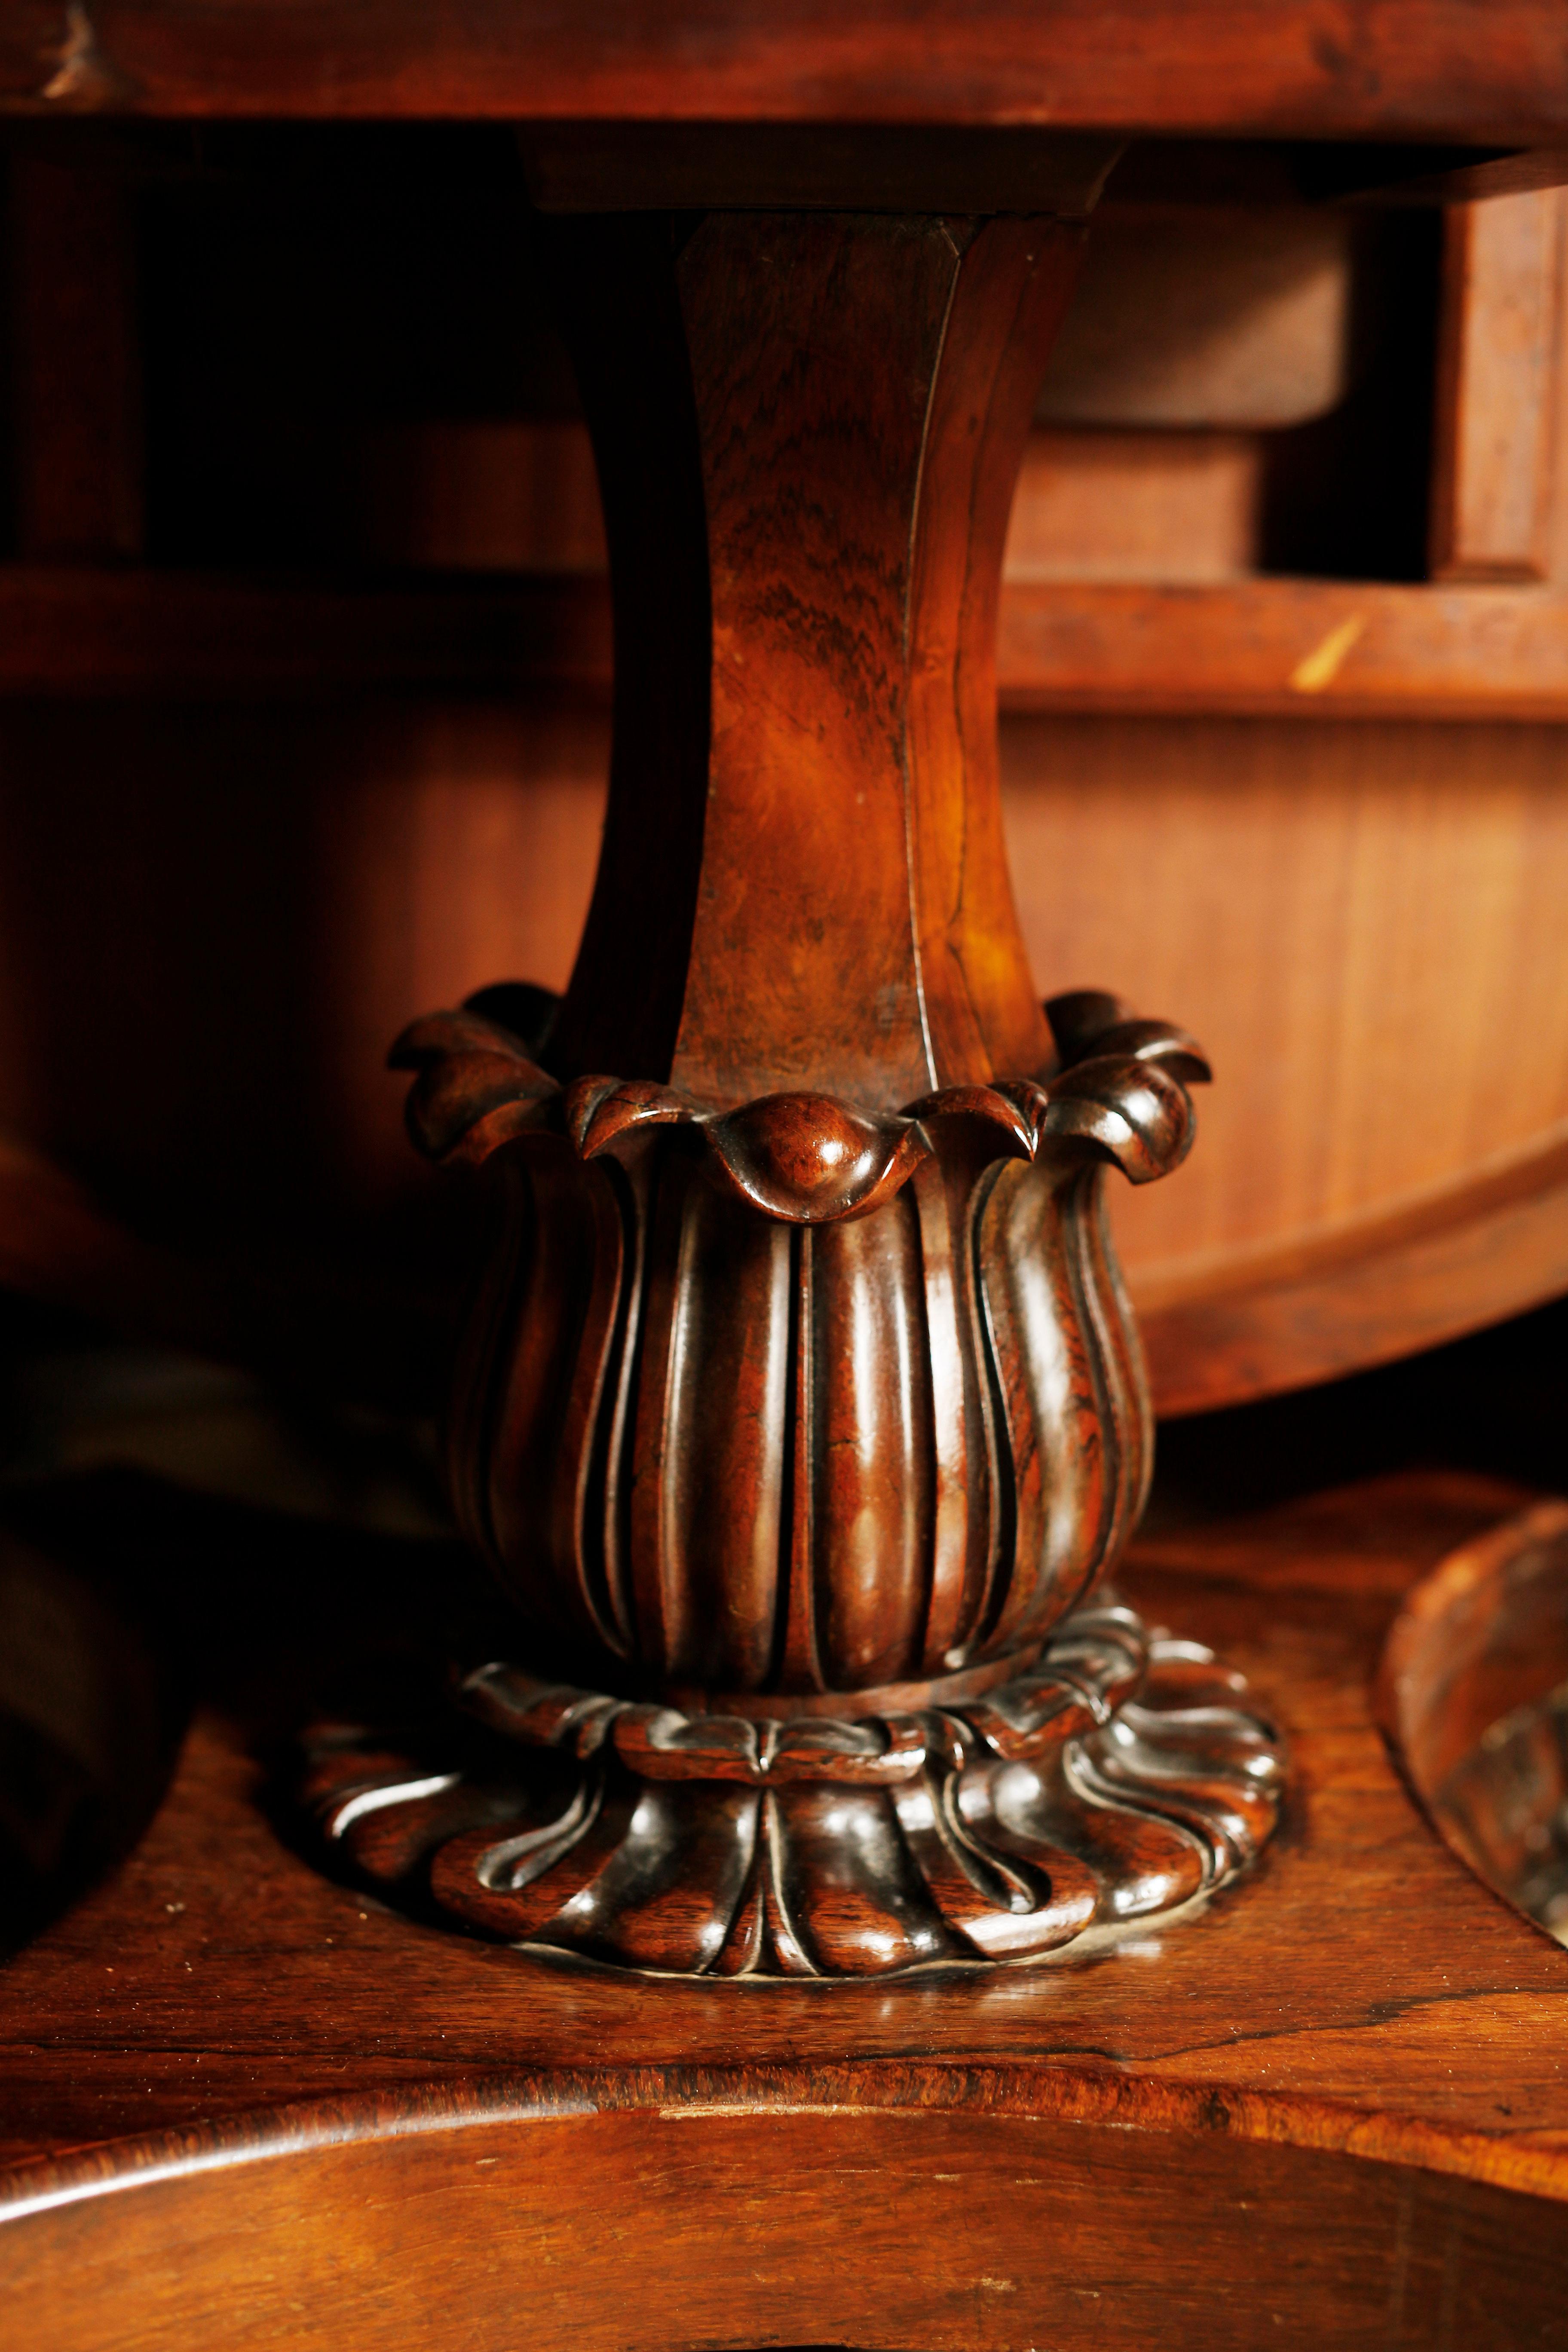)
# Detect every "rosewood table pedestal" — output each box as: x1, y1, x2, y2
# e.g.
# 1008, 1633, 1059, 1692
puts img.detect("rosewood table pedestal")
311, 178, 1287, 1977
